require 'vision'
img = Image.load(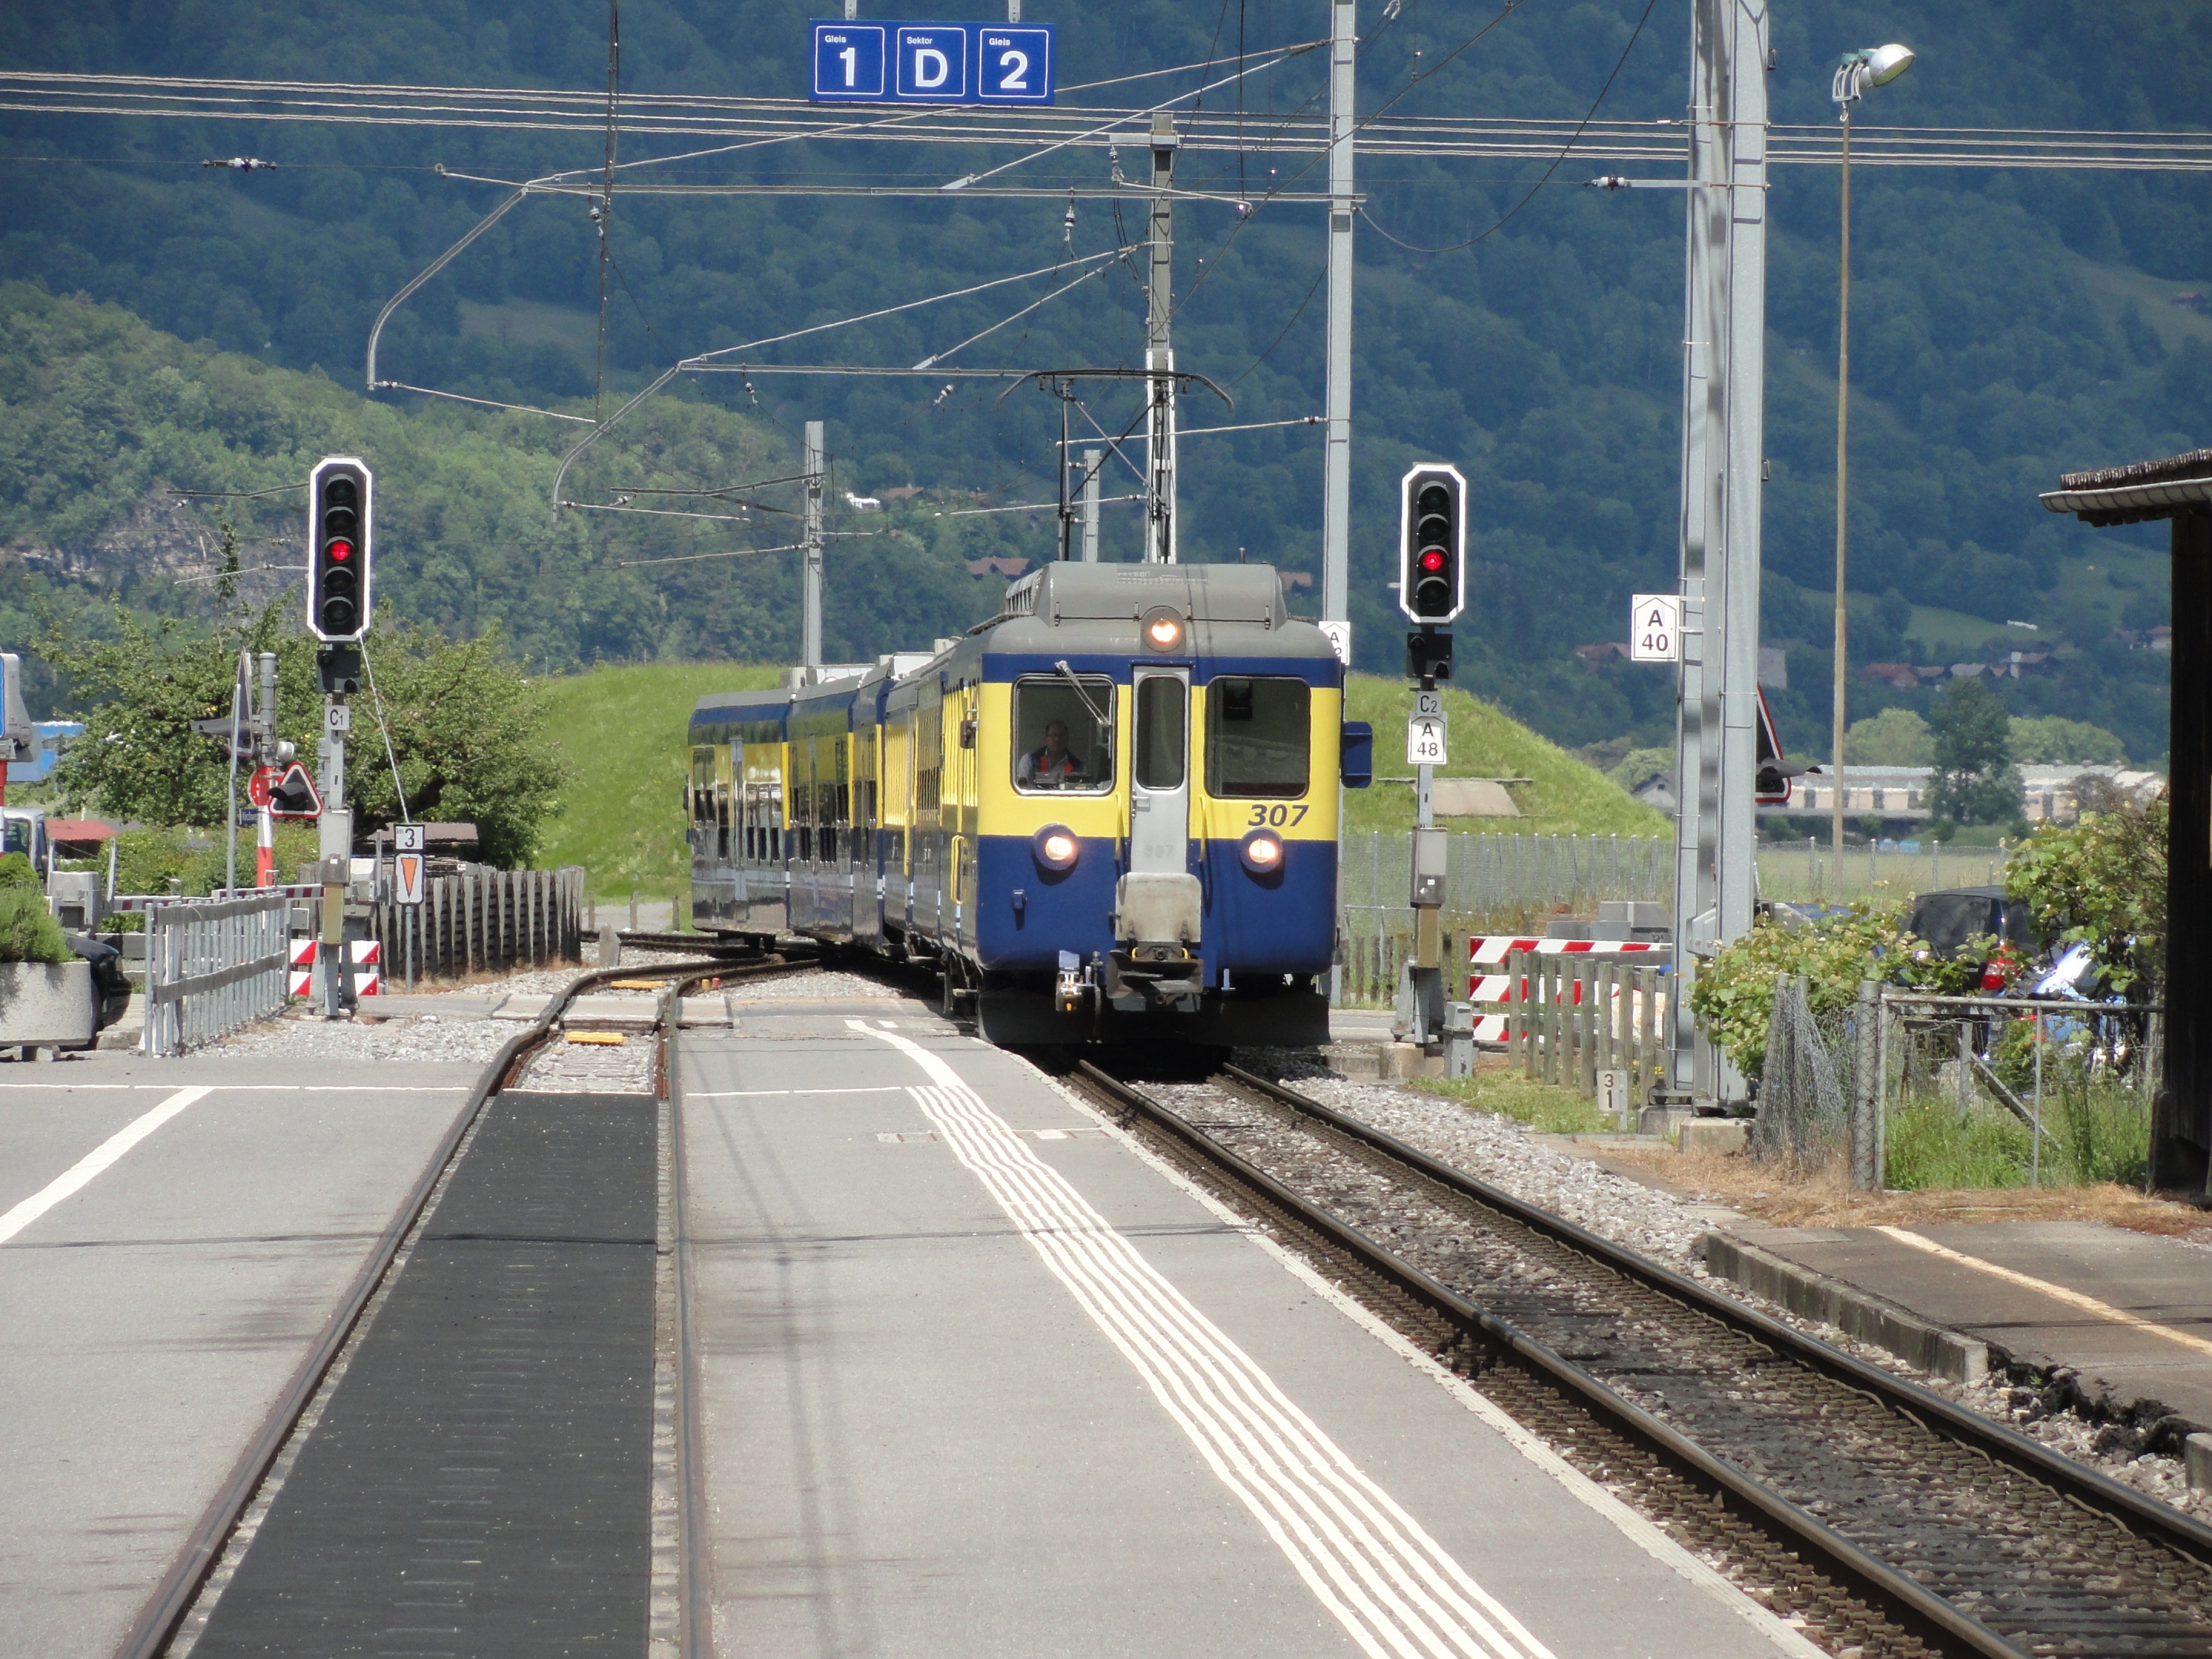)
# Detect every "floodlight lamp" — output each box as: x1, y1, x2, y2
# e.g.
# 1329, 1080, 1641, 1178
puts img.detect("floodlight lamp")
1865, 43, 1915, 87
1833, 42, 1914, 107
